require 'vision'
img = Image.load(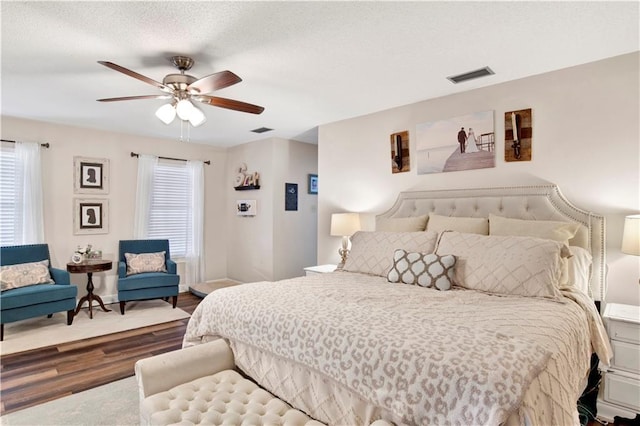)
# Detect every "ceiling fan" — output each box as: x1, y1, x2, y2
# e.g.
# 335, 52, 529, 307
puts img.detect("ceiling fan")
97, 55, 264, 127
